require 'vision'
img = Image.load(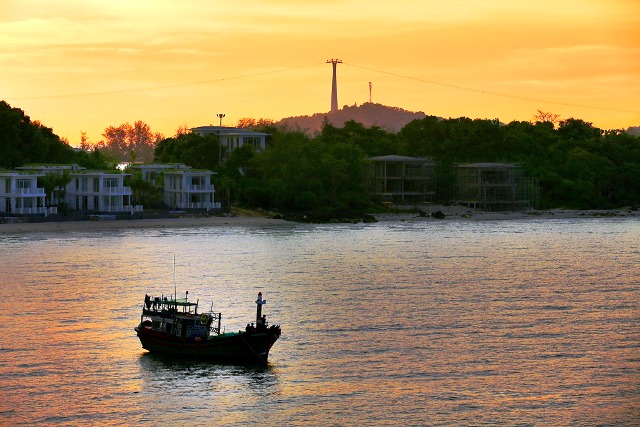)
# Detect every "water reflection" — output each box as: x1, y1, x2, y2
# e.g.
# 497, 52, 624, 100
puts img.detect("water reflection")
136, 353, 279, 425
1, 219, 638, 426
